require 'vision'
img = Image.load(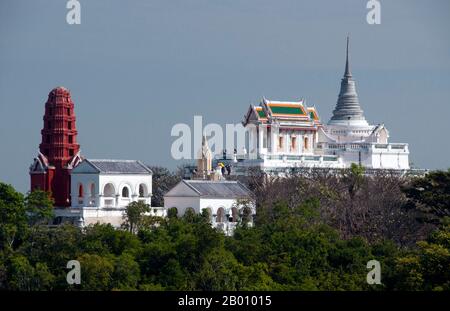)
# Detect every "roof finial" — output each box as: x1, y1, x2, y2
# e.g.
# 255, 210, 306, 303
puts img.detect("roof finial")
344, 35, 352, 78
